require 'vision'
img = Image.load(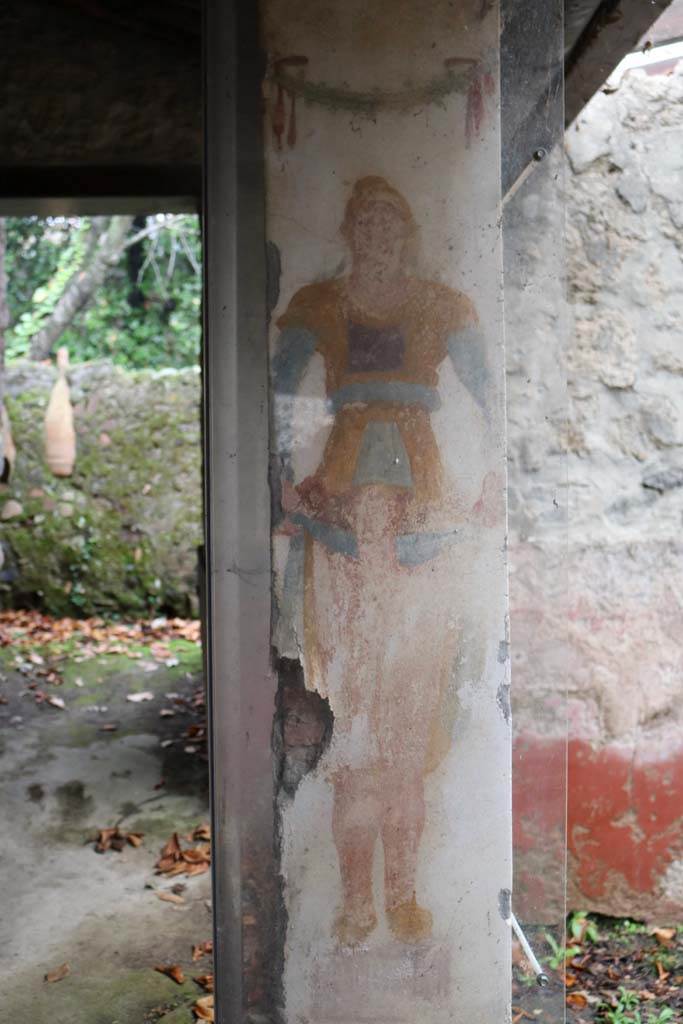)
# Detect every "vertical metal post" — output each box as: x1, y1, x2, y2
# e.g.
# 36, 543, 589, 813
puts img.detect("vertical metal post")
203, 2, 273, 1020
